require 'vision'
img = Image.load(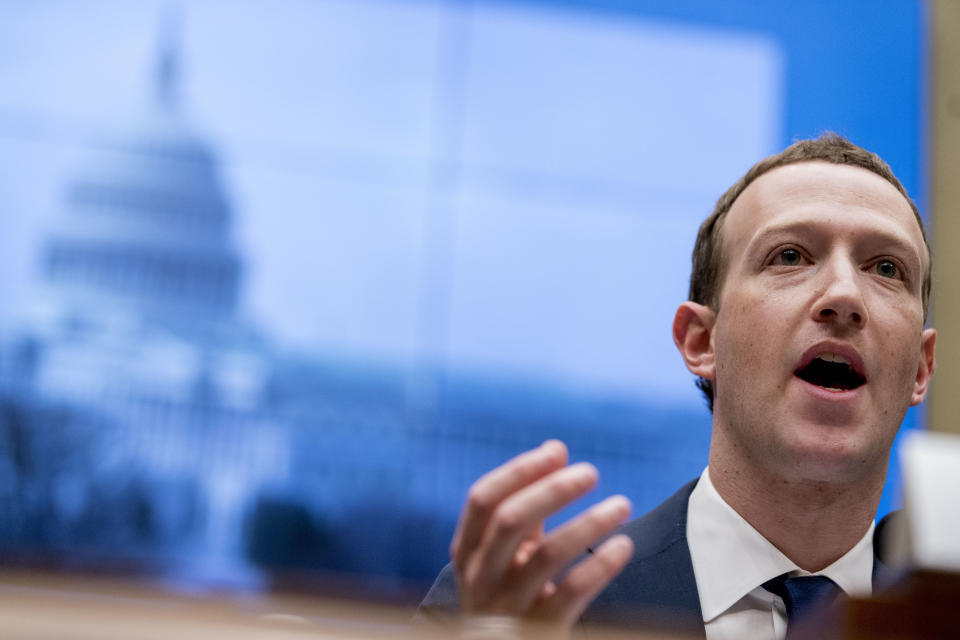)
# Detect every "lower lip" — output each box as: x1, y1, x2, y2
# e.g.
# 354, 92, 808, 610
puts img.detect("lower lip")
795, 377, 865, 401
